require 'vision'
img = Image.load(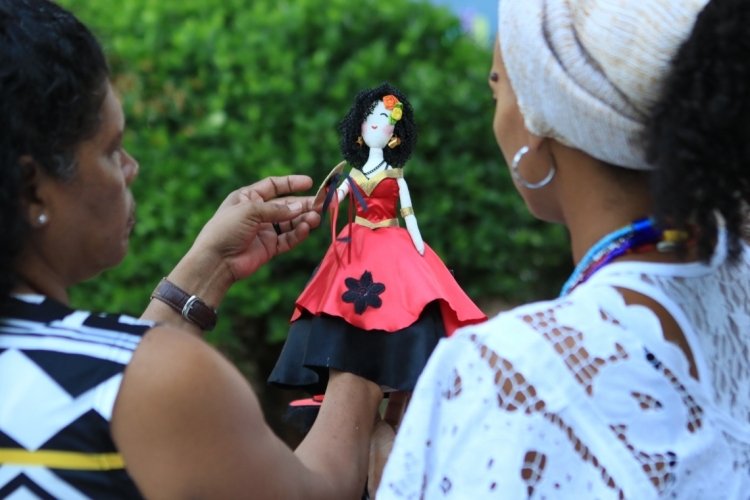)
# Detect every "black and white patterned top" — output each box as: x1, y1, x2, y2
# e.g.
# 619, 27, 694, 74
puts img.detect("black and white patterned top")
0, 295, 152, 499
